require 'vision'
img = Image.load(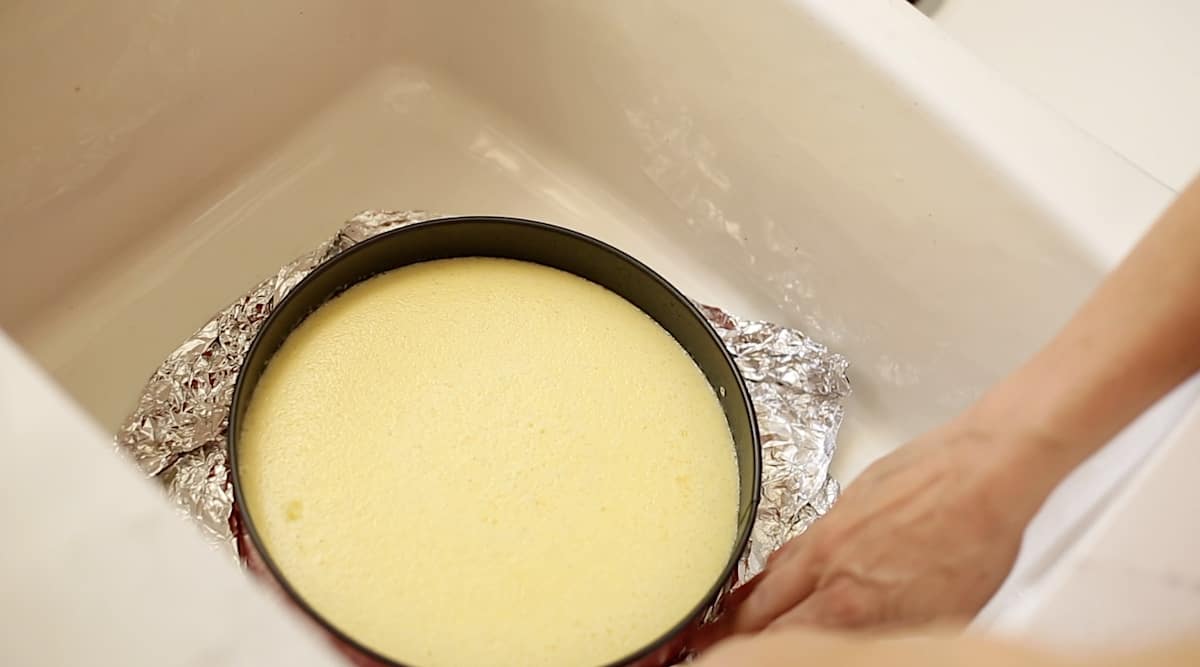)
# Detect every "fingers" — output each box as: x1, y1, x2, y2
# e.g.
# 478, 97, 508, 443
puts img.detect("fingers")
690, 634, 793, 667
767, 576, 880, 630
732, 561, 820, 632
690, 576, 763, 652
692, 541, 820, 651
694, 628, 865, 667
689, 635, 750, 667
766, 536, 802, 565
687, 566, 772, 649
